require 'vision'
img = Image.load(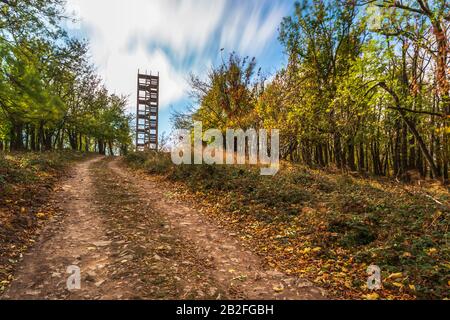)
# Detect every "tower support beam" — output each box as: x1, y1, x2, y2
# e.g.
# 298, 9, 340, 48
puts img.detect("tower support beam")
136, 72, 159, 151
